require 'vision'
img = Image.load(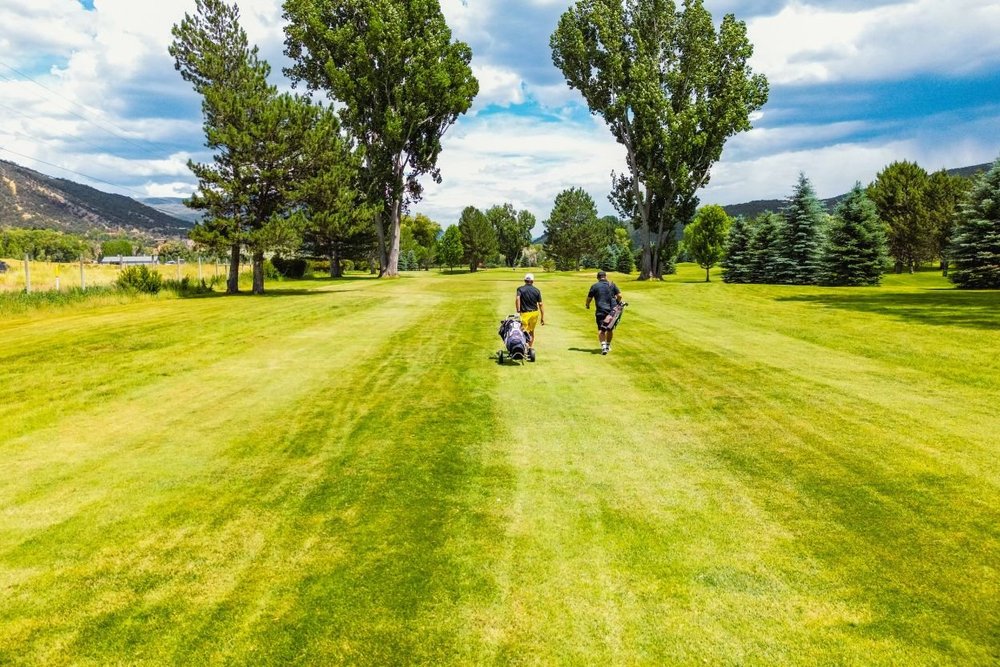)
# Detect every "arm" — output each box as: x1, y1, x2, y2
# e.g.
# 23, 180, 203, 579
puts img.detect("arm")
585, 296, 592, 309
539, 301, 545, 324
515, 293, 521, 313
